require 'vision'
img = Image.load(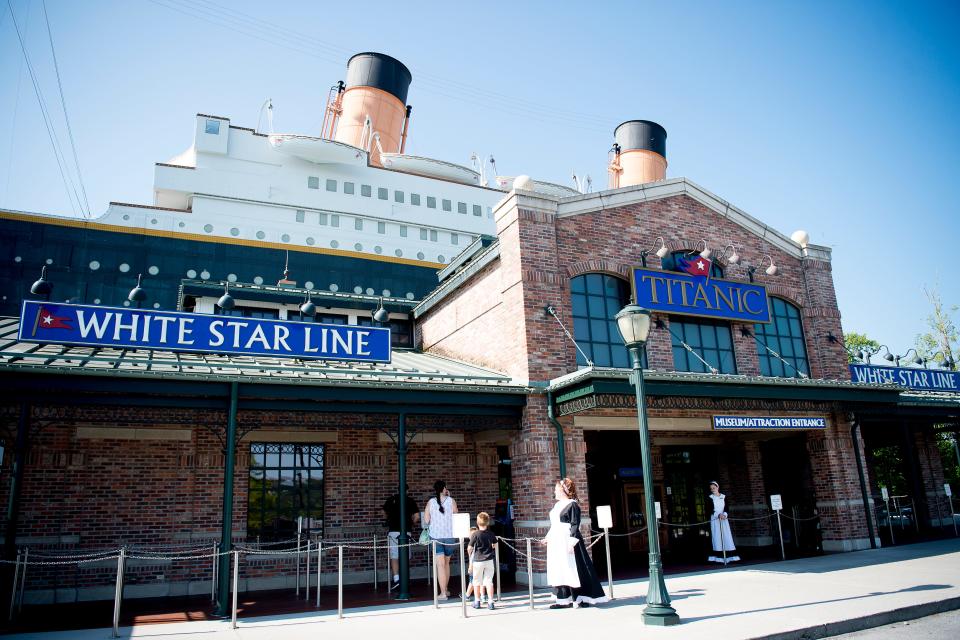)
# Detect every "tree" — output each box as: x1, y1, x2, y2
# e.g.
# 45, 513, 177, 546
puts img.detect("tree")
915, 285, 958, 370
844, 331, 880, 364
